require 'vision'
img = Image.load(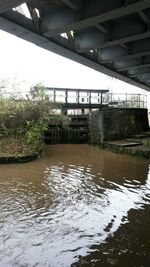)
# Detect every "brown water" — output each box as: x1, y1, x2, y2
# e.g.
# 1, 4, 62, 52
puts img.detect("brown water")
0, 144, 150, 267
